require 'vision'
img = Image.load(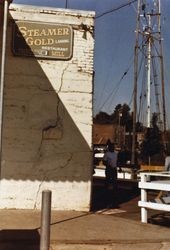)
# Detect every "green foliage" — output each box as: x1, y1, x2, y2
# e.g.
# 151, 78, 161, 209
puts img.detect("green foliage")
94, 103, 133, 131
93, 111, 111, 124
140, 113, 164, 161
